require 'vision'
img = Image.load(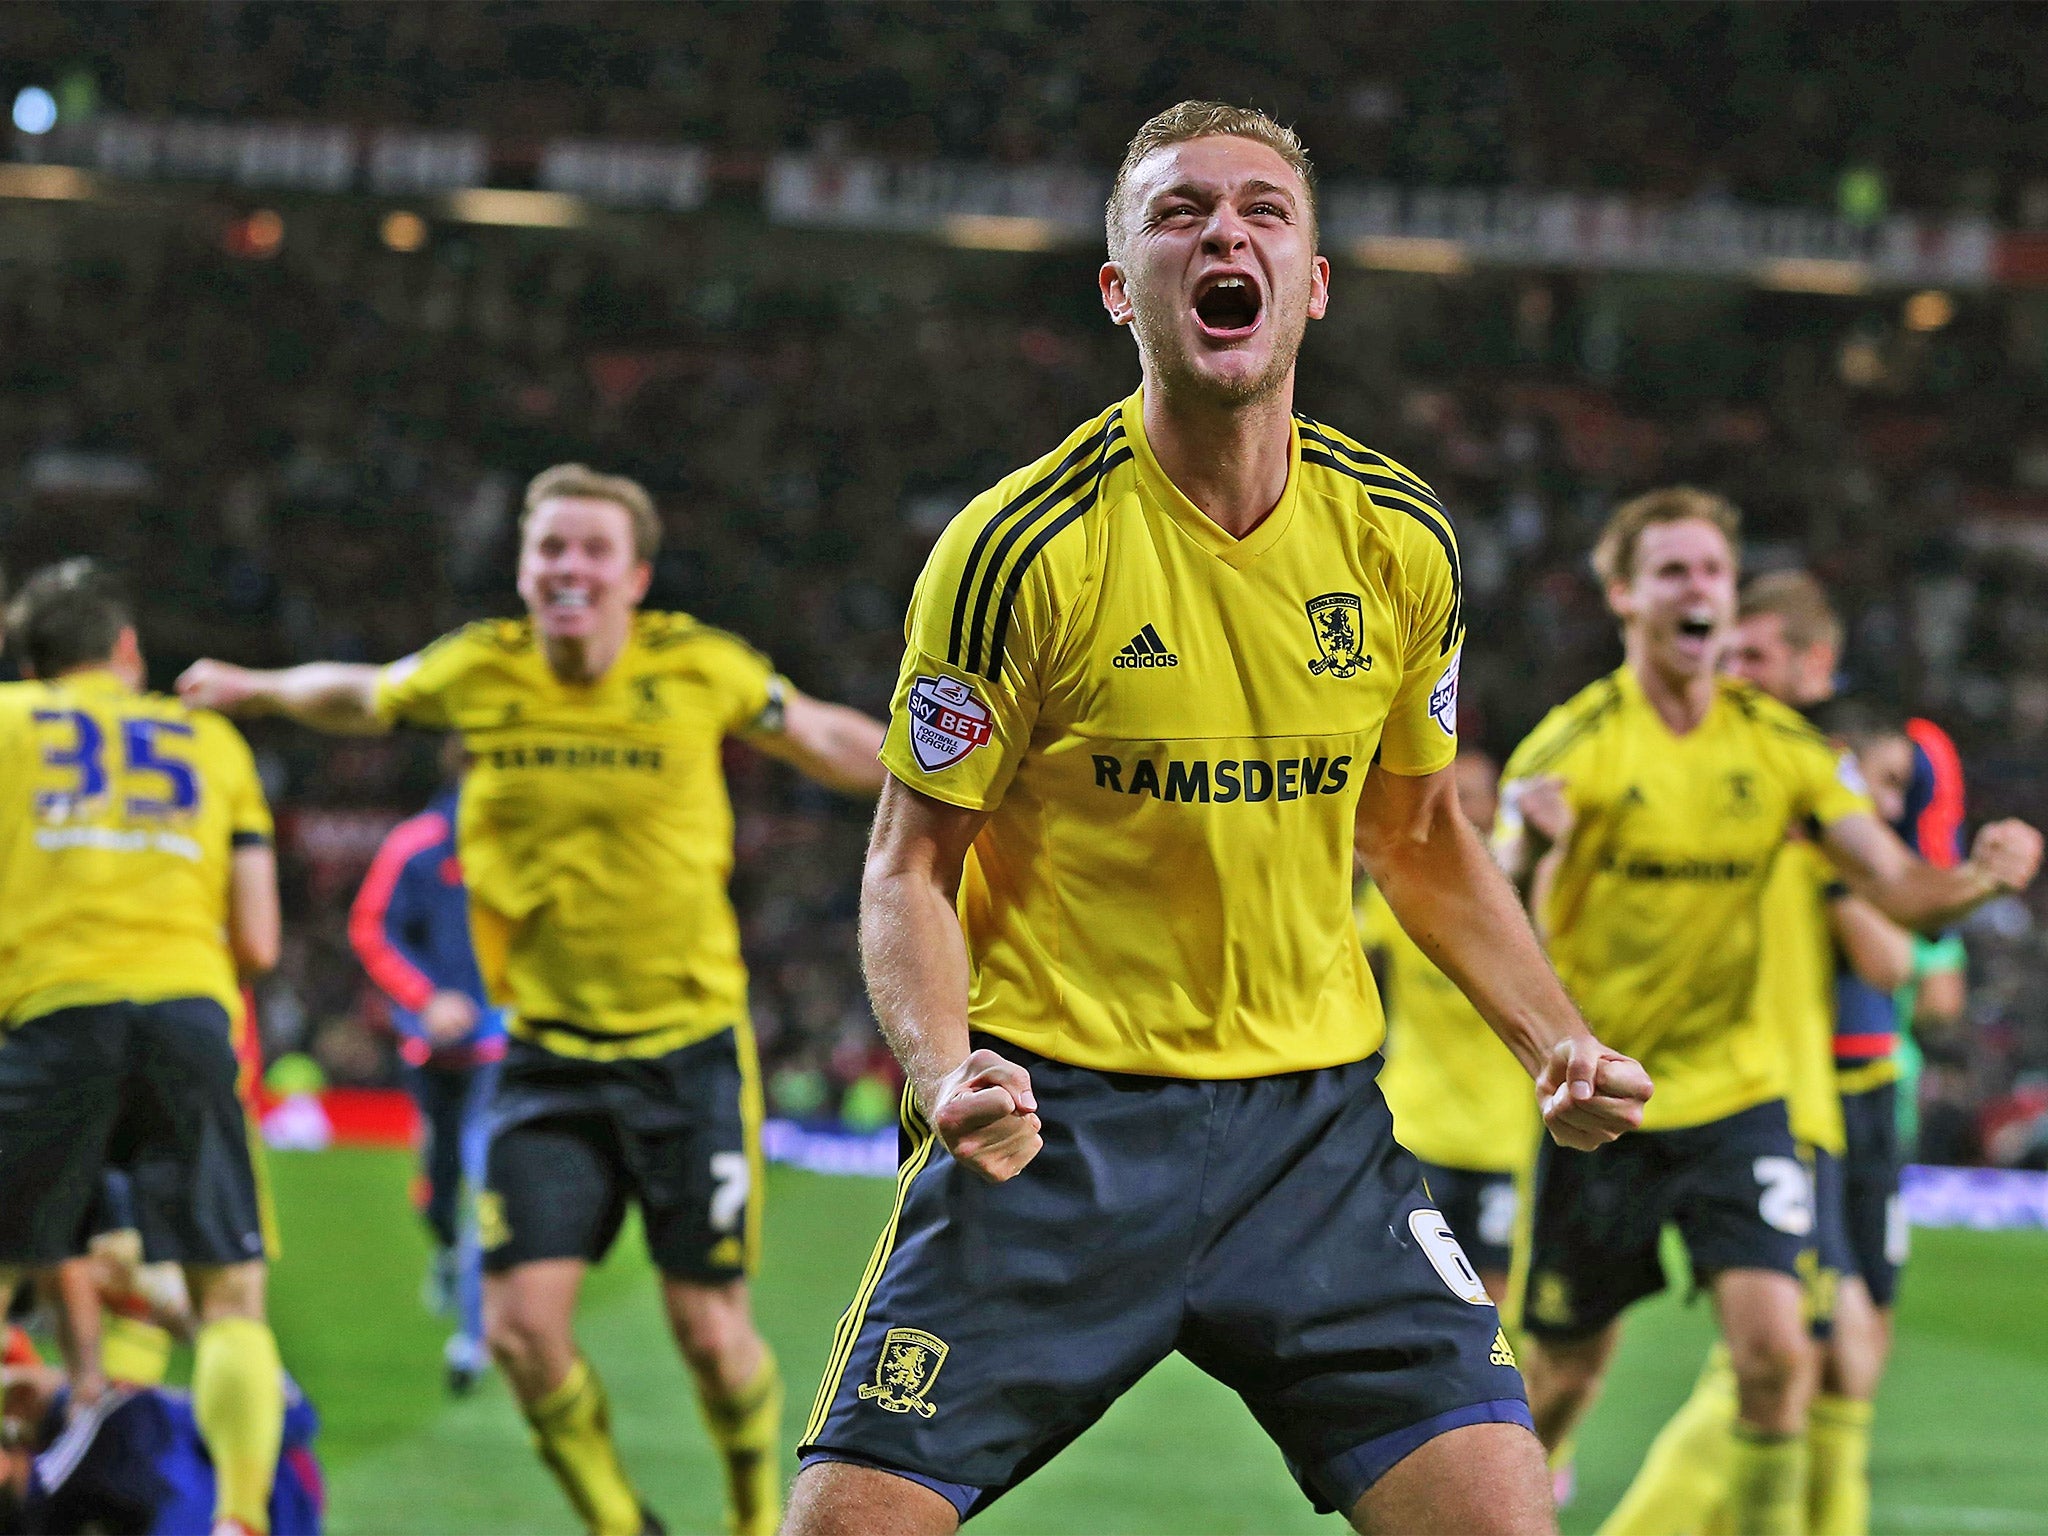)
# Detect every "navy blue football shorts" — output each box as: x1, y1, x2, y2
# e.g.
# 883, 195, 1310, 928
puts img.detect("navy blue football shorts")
797, 1038, 1530, 1521
1416, 1161, 1520, 1277
1839, 1080, 1907, 1306
1802, 1143, 1855, 1339
1518, 1098, 1808, 1340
